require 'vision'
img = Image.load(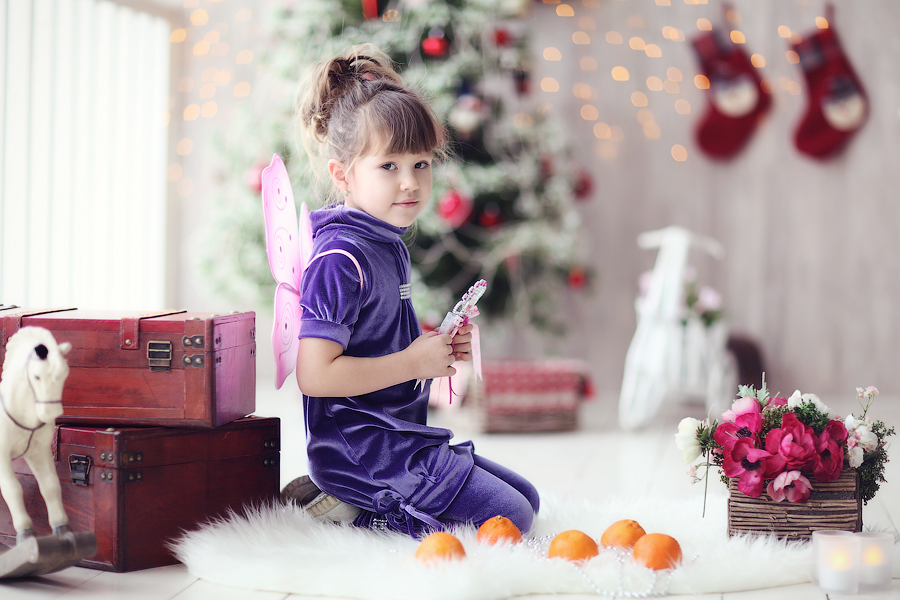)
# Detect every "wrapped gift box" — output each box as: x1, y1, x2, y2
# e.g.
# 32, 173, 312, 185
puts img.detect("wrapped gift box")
462, 359, 593, 433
